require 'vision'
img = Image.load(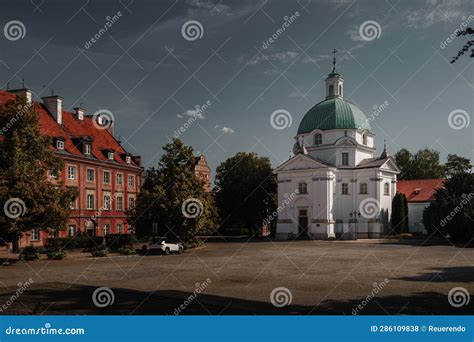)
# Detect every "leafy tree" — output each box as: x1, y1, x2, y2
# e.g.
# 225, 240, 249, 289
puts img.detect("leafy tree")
127, 139, 217, 246
0, 97, 77, 245
450, 27, 473, 64
391, 193, 407, 234
423, 172, 474, 242
215, 152, 276, 236
394, 148, 413, 180
445, 154, 471, 177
